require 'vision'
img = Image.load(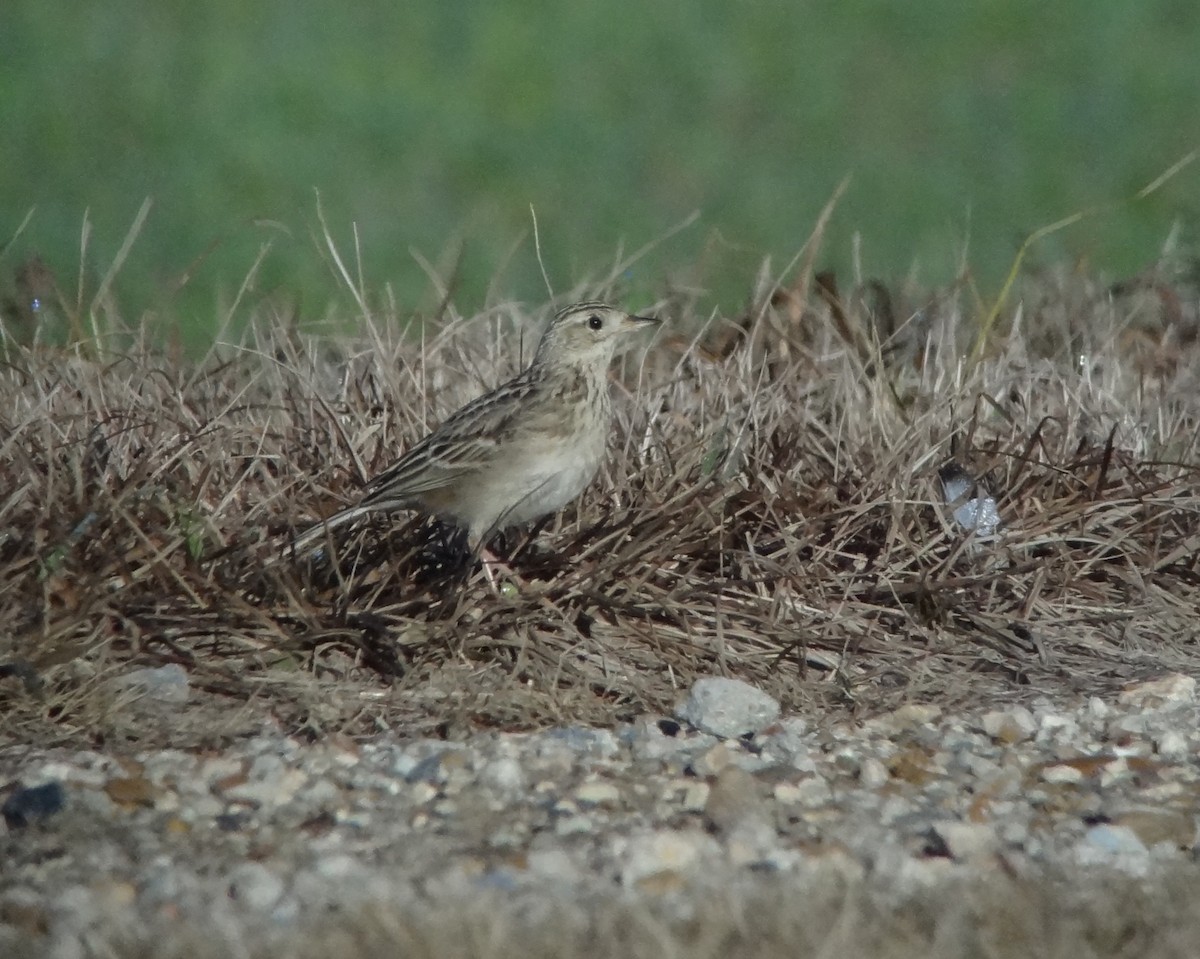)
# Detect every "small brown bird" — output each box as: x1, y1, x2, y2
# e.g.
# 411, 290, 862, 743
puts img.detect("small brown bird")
293, 302, 658, 557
